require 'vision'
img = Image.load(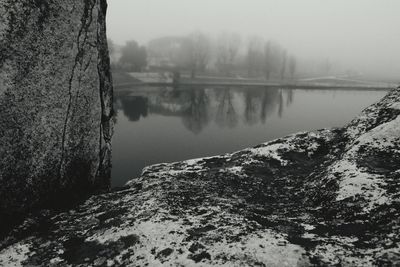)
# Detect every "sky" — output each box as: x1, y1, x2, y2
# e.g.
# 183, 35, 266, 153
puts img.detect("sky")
106, 0, 400, 80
